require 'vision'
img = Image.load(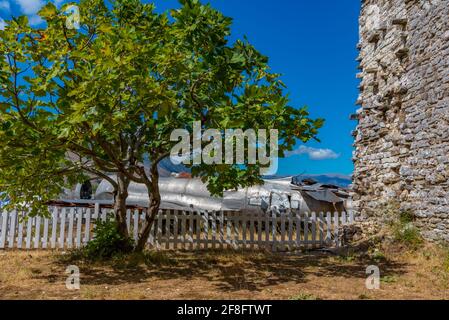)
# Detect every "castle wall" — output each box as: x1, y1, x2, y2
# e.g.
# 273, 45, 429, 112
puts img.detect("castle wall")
353, 0, 449, 240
